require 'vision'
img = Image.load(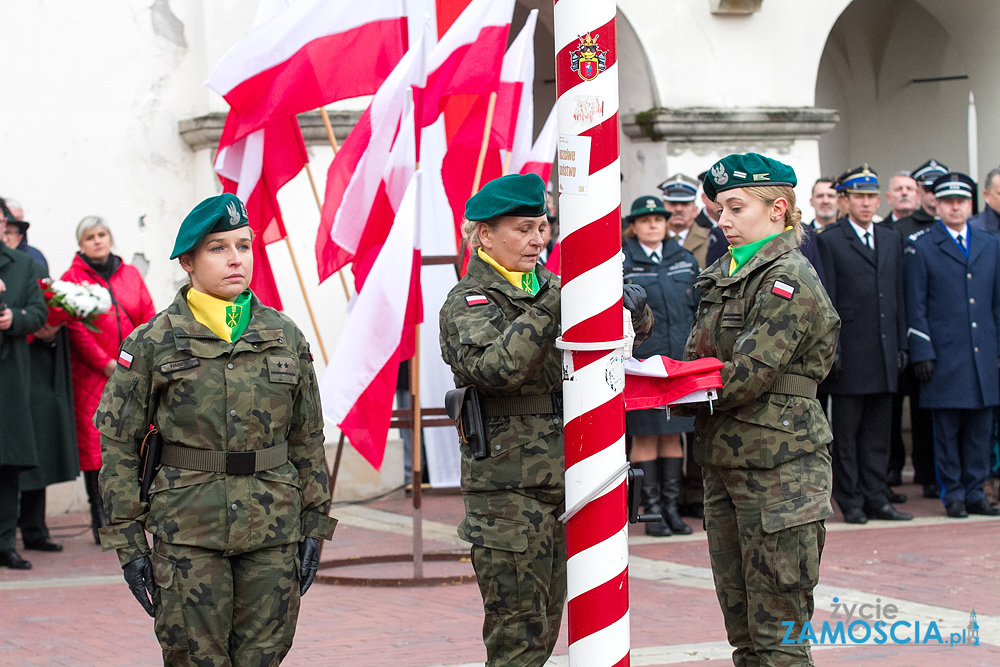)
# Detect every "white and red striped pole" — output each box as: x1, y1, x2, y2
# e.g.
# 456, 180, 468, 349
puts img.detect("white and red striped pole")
553, 2, 629, 666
